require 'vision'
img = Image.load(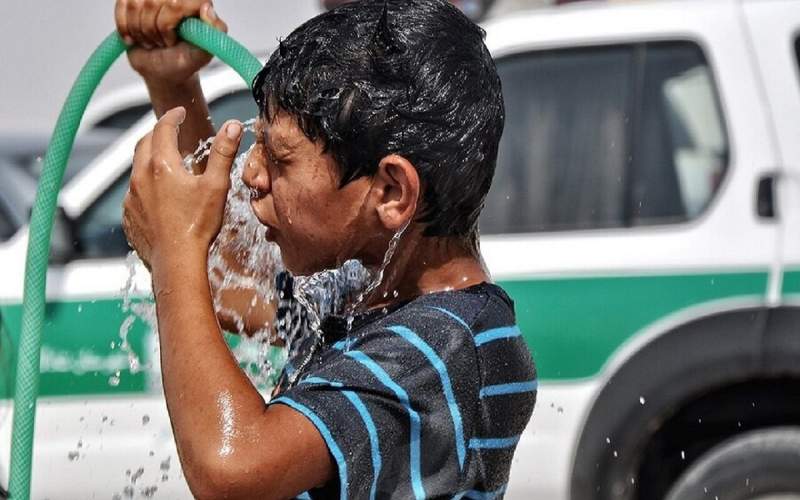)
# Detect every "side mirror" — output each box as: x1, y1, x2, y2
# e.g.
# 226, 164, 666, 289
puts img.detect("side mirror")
49, 207, 77, 265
